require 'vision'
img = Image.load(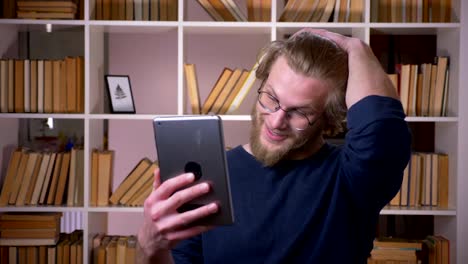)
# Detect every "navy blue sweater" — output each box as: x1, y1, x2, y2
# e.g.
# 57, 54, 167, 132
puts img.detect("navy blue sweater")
172, 95, 411, 264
